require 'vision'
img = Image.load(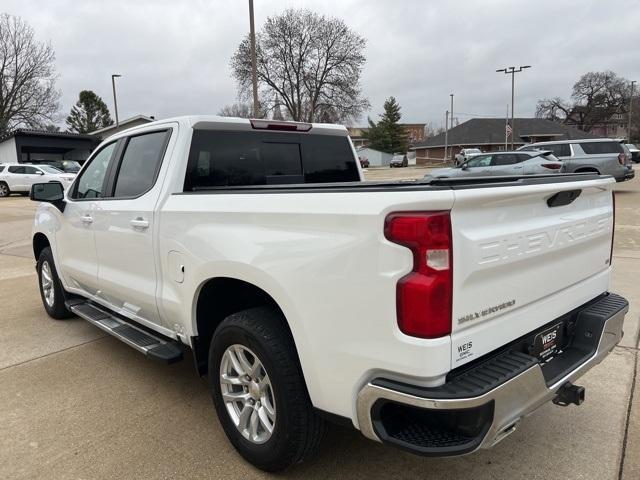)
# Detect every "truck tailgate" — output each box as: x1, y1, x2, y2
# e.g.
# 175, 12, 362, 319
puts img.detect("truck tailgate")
449, 177, 614, 367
